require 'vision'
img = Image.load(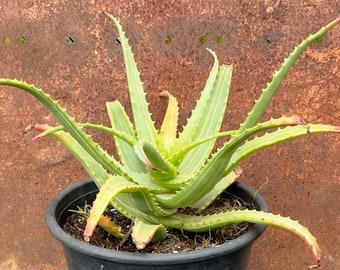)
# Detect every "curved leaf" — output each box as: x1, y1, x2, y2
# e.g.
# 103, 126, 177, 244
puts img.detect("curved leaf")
0, 80, 128, 177
237, 17, 340, 134
175, 49, 220, 150
159, 210, 321, 263
84, 175, 175, 241
156, 116, 305, 208
226, 124, 340, 175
